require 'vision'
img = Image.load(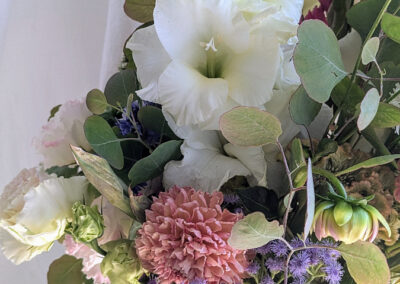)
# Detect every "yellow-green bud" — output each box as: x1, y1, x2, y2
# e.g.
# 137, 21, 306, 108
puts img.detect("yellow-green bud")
100, 240, 144, 284
66, 201, 104, 243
